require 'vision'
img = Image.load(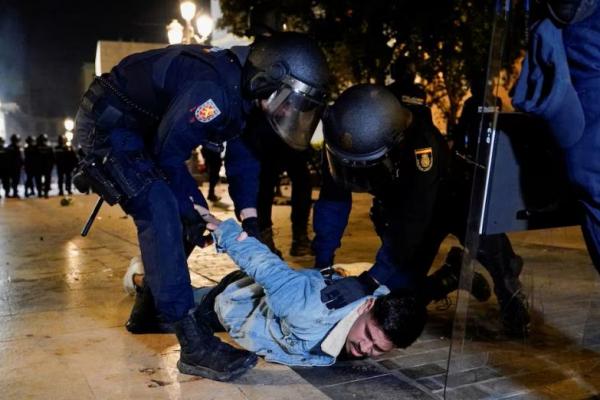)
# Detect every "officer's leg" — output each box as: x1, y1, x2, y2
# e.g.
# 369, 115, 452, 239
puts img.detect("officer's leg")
65, 170, 73, 195
11, 170, 20, 197
286, 149, 313, 256
43, 171, 51, 197
257, 157, 282, 256
34, 174, 42, 197
57, 169, 65, 196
